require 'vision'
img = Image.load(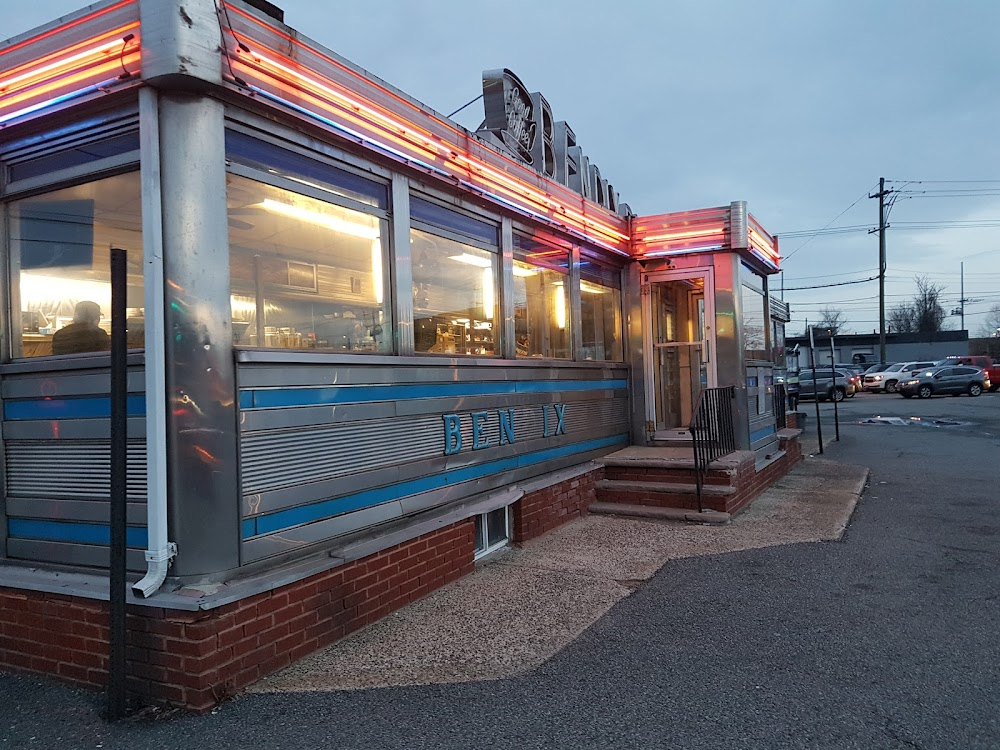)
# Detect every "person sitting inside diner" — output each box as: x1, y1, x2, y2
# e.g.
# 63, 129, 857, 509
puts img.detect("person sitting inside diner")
51, 300, 111, 355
